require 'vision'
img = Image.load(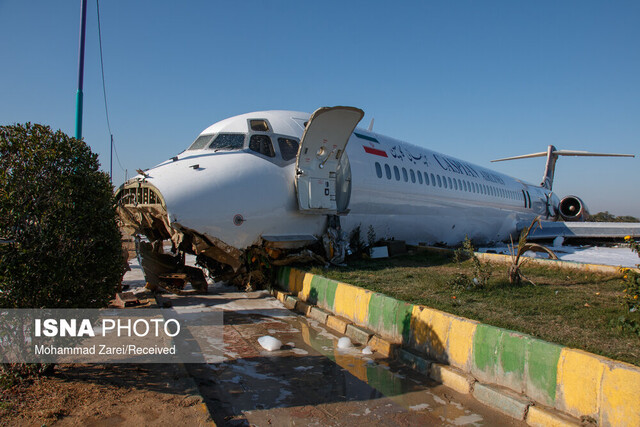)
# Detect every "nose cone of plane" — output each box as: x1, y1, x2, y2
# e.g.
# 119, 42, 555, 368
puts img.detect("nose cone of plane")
121, 151, 299, 249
